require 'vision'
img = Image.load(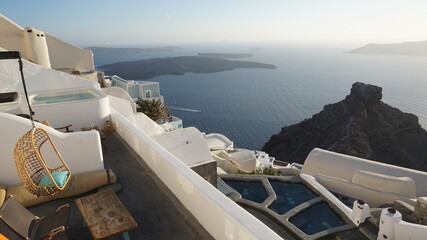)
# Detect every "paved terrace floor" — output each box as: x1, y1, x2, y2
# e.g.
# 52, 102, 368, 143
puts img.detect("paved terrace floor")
0, 132, 213, 240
